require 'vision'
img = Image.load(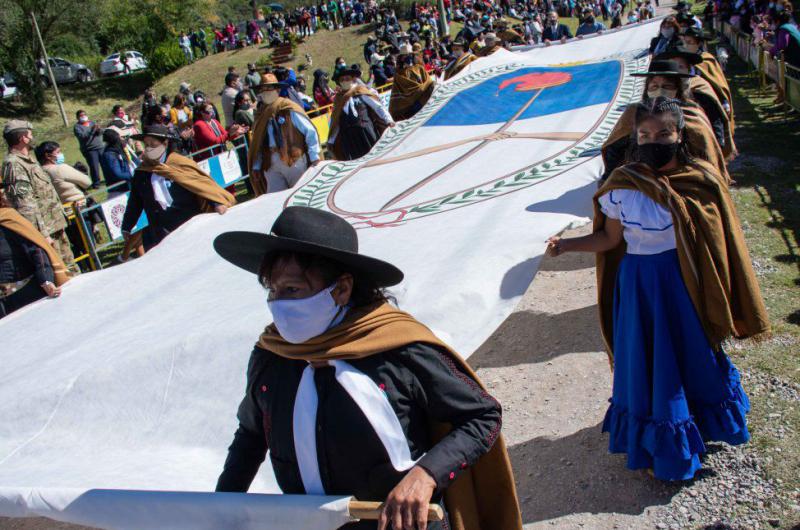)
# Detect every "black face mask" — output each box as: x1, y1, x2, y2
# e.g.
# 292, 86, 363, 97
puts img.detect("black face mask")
638, 142, 679, 169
